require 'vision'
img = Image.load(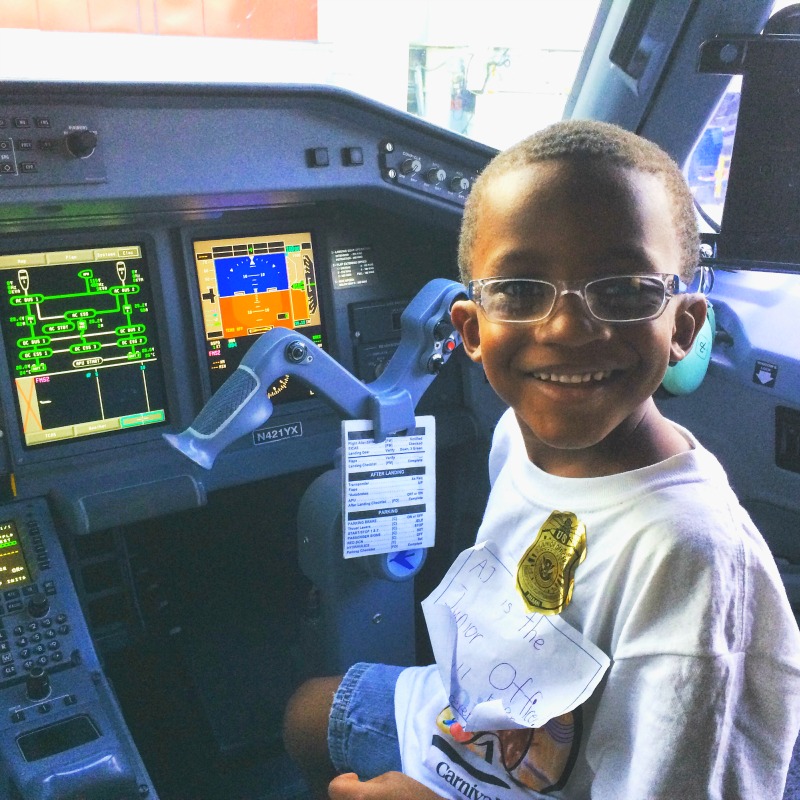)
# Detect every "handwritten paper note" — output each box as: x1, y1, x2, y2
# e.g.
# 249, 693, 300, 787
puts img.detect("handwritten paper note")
342, 416, 436, 559
422, 541, 609, 730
